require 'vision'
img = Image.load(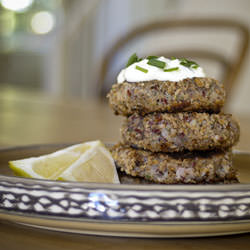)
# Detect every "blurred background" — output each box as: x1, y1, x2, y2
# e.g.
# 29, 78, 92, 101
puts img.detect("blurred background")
0, 0, 249, 110
0, 0, 250, 147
